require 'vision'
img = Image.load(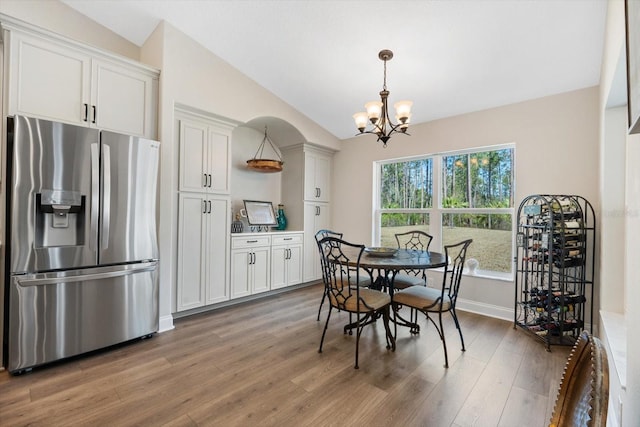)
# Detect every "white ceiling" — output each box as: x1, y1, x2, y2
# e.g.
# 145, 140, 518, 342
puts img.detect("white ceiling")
61, 0, 608, 140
